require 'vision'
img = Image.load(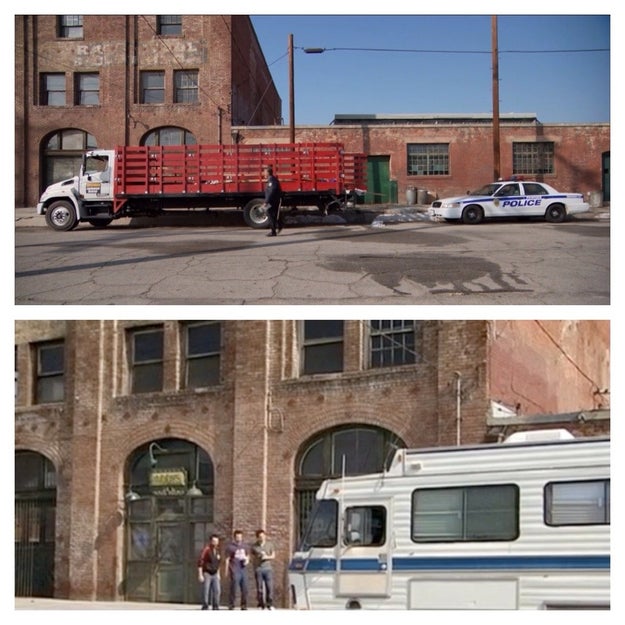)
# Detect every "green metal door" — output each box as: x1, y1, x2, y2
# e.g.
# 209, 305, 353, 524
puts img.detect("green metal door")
126, 498, 155, 601
602, 151, 610, 202
156, 521, 187, 603
126, 495, 213, 604
366, 156, 391, 204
